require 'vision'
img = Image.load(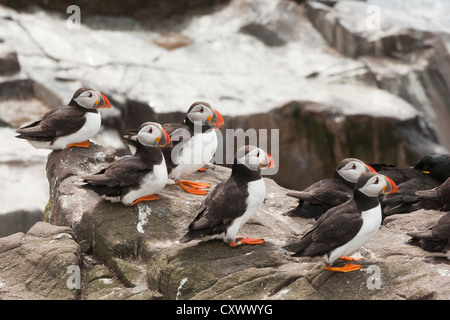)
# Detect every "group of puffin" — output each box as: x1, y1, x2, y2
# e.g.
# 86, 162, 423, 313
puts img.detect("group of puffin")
285, 155, 450, 271
16, 87, 450, 273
